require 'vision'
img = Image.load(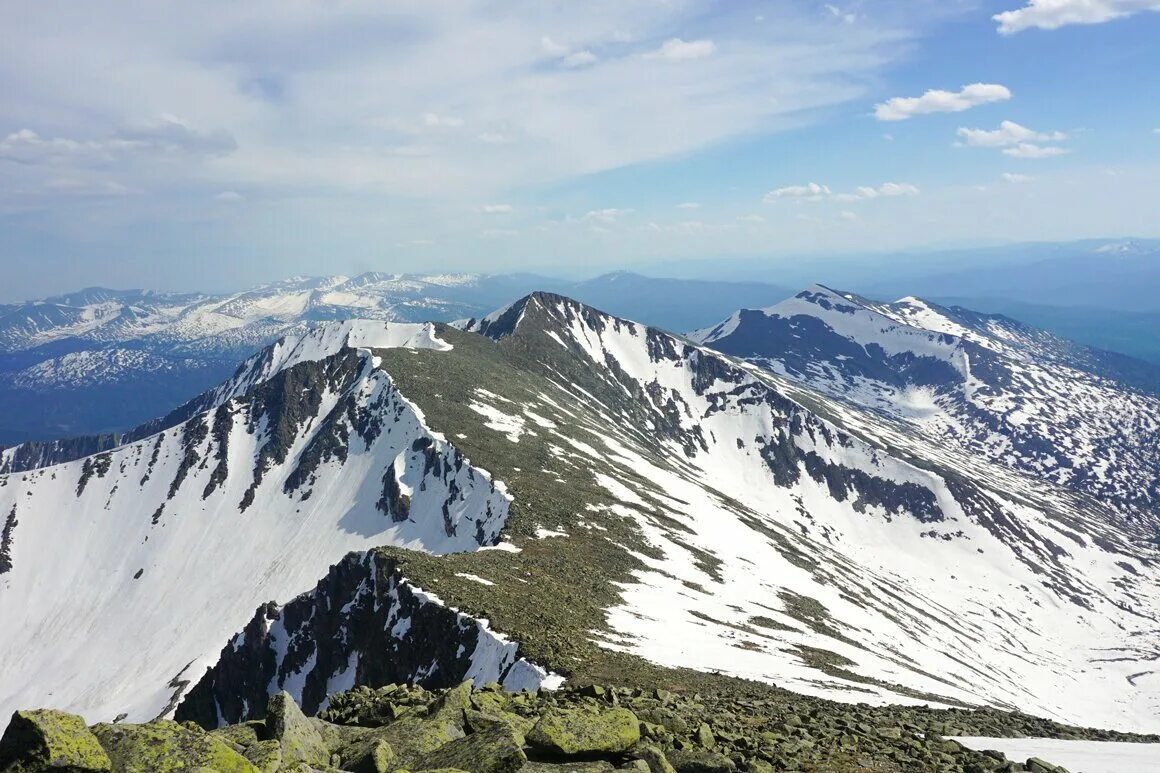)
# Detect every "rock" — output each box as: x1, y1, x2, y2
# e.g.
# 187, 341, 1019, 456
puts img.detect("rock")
1026, 759, 1066, 773
527, 708, 641, 755
694, 723, 715, 750
665, 749, 736, 773
242, 739, 282, 773
523, 764, 615, 773
91, 720, 257, 772
211, 720, 268, 750
266, 692, 331, 769
414, 724, 526, 773
381, 717, 466, 767
465, 709, 535, 745
632, 743, 677, 773
0, 709, 112, 772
